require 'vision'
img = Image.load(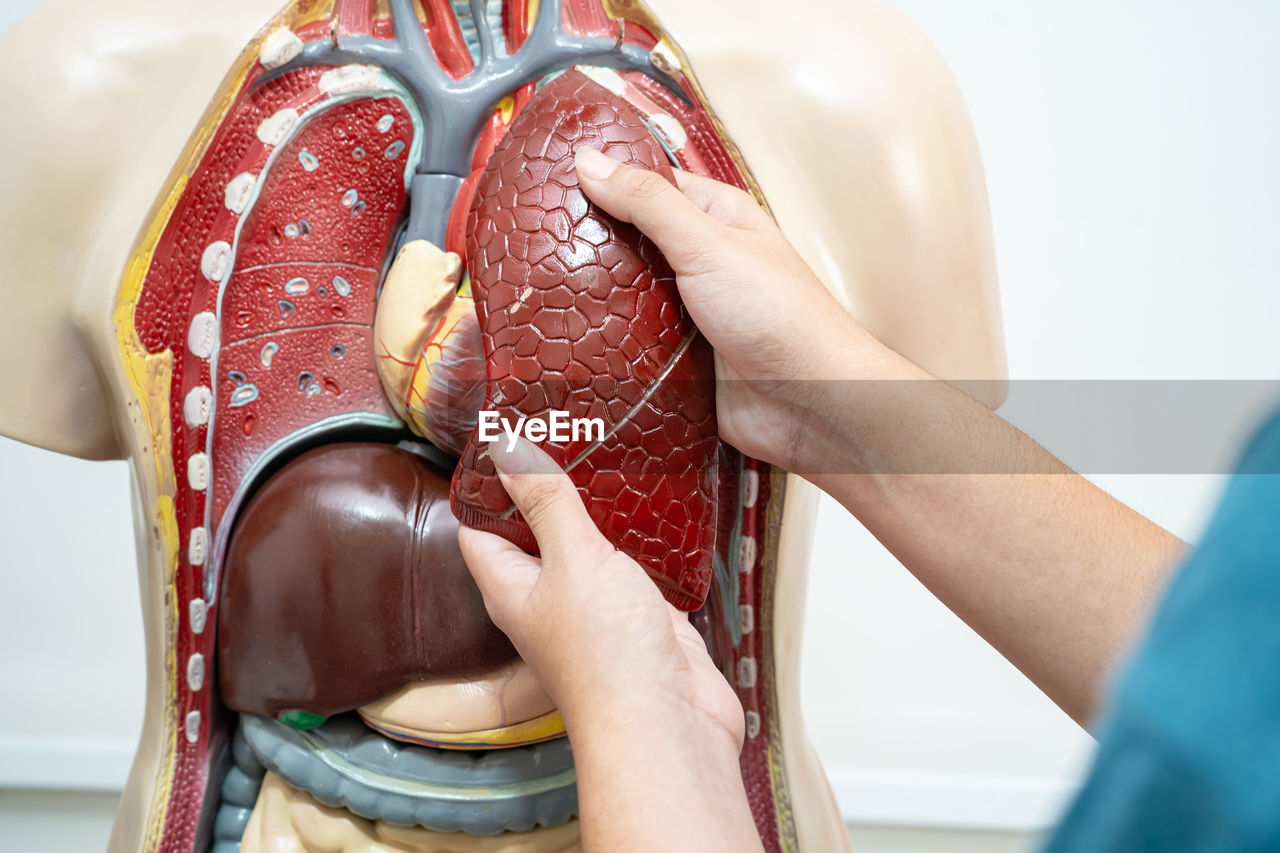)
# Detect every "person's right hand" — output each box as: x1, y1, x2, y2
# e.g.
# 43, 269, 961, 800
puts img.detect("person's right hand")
574, 147, 875, 472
